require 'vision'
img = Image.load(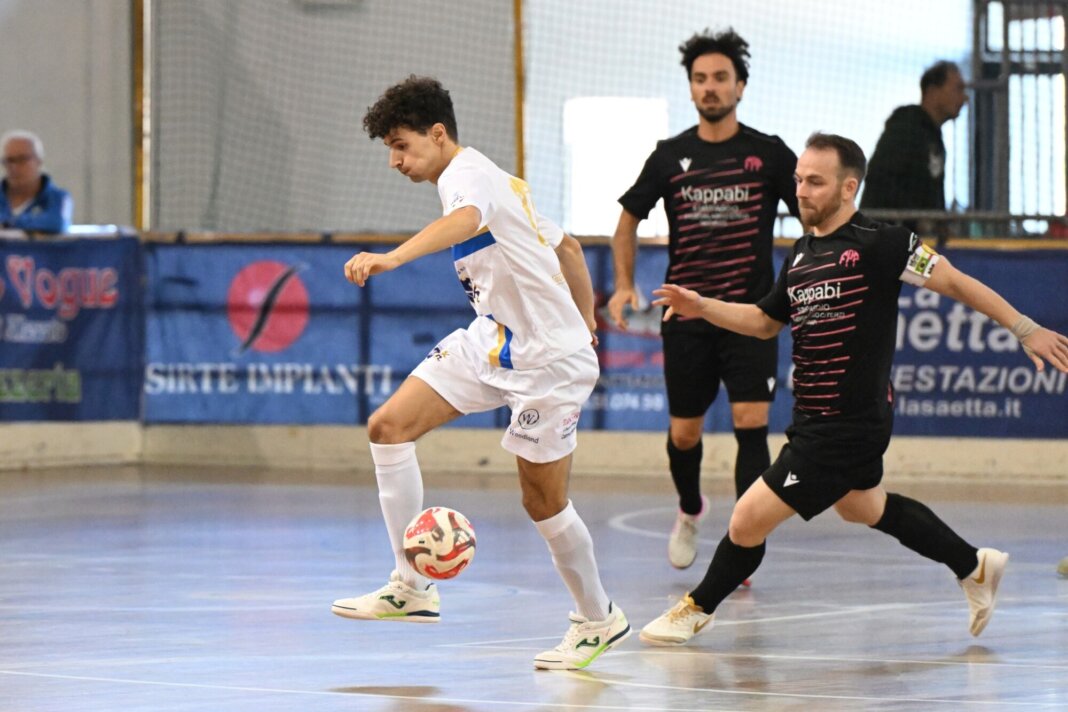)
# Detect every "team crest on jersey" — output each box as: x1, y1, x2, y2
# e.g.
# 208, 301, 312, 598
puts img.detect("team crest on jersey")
679, 157, 692, 172
456, 266, 481, 305
838, 249, 860, 268
743, 155, 763, 172
426, 346, 450, 361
